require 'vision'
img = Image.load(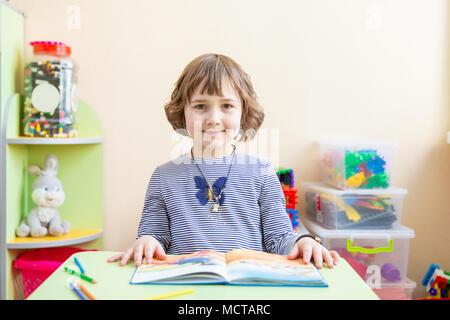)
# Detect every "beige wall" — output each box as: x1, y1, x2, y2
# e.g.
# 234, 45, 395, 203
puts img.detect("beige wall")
11, 0, 450, 298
